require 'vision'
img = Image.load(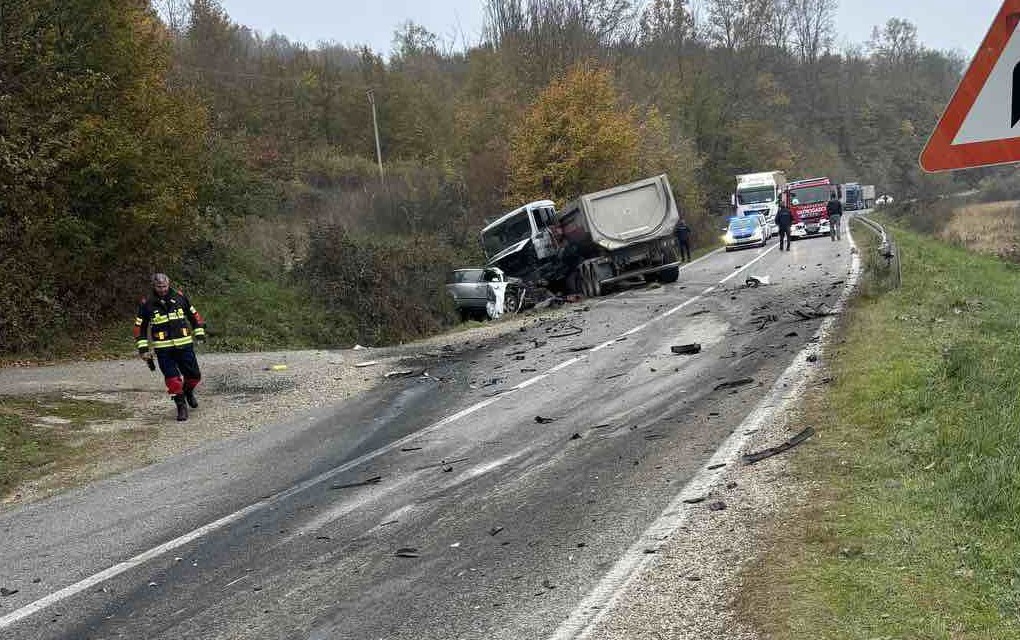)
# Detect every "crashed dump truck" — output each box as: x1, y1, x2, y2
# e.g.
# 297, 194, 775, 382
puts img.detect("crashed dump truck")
481, 174, 682, 297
